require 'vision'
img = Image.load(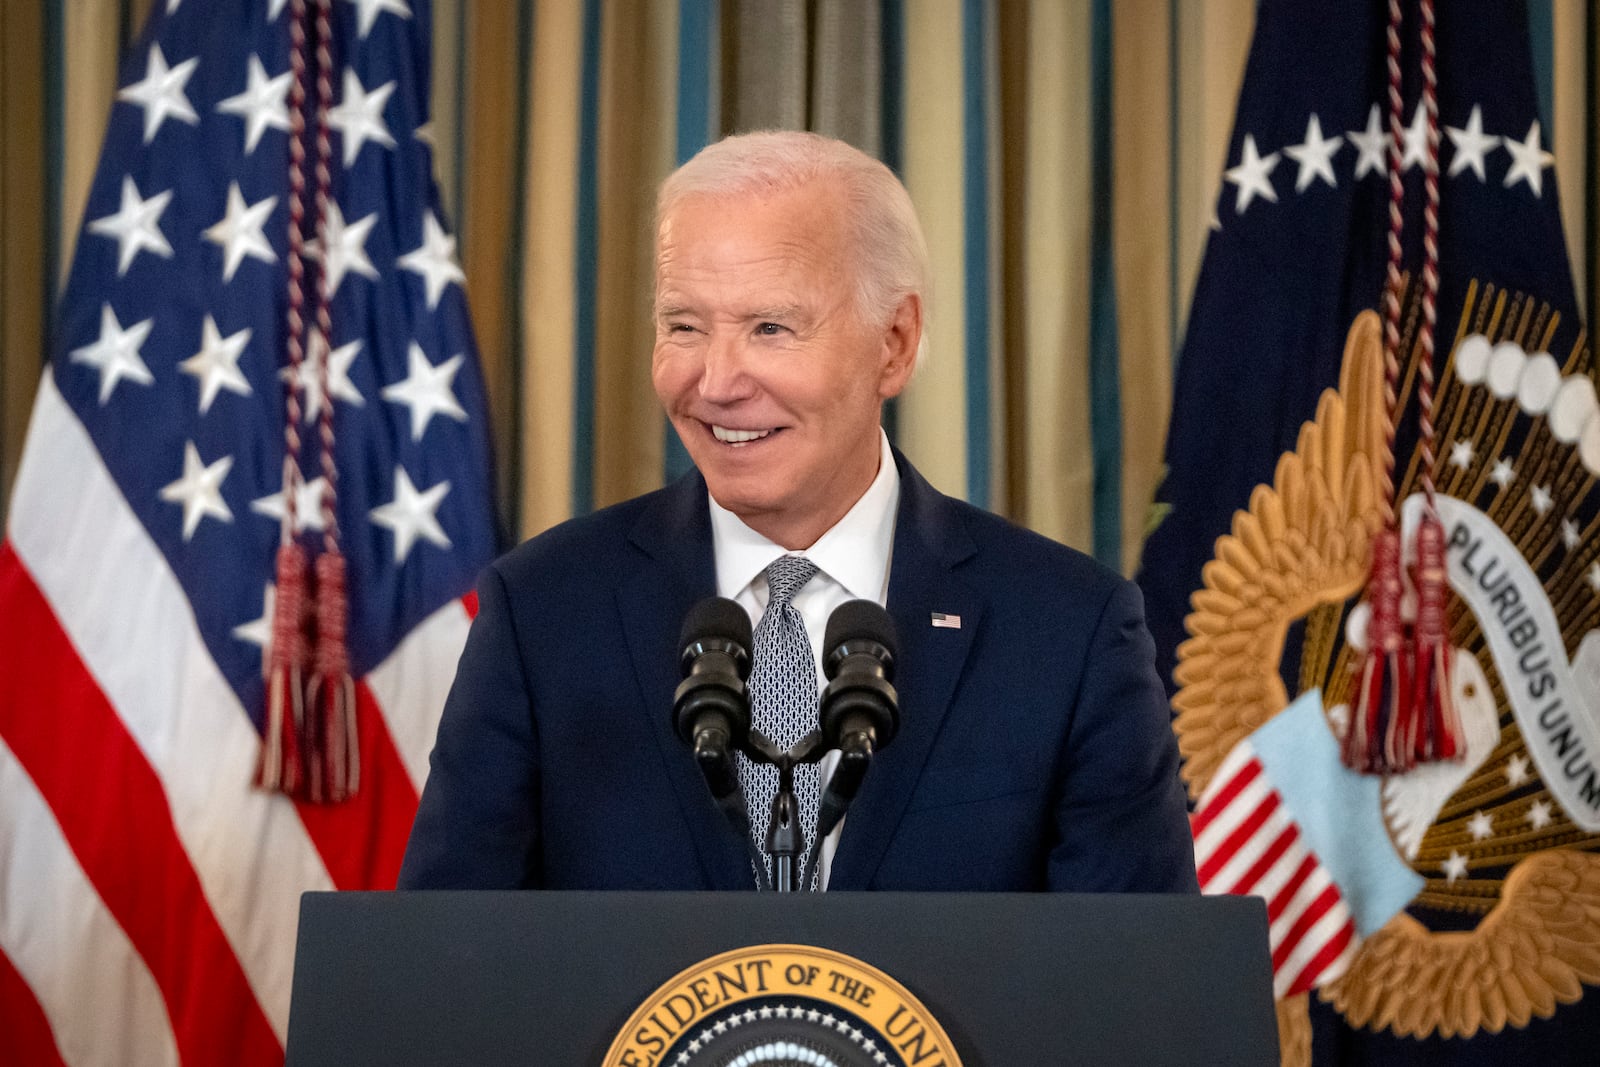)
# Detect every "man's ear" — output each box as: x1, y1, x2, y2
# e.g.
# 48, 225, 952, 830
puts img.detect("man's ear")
877, 293, 922, 399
